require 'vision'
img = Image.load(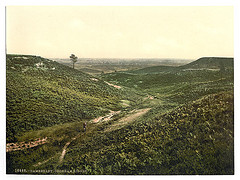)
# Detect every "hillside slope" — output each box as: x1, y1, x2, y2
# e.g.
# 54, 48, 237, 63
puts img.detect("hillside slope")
127, 65, 177, 74
56, 91, 233, 175
124, 57, 233, 74
102, 70, 233, 106
6, 54, 122, 142
180, 57, 233, 70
